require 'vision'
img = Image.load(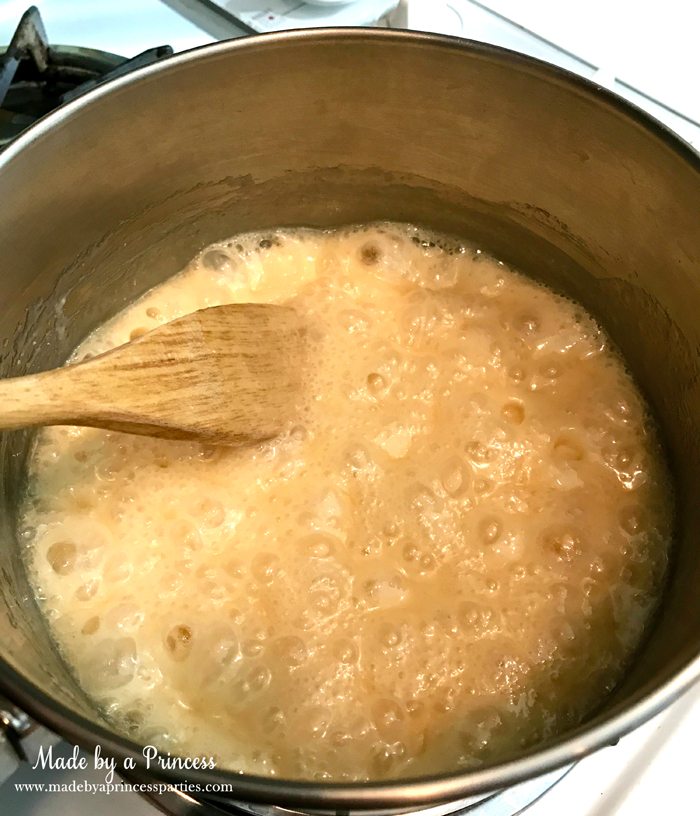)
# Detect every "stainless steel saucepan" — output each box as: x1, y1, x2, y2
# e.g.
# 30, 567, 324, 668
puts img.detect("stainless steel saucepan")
0, 28, 698, 813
